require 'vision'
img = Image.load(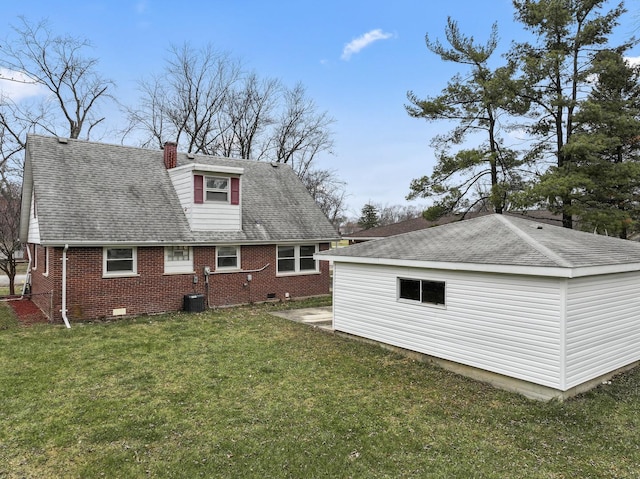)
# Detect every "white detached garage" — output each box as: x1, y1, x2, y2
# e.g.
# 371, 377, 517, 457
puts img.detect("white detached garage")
317, 214, 640, 400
